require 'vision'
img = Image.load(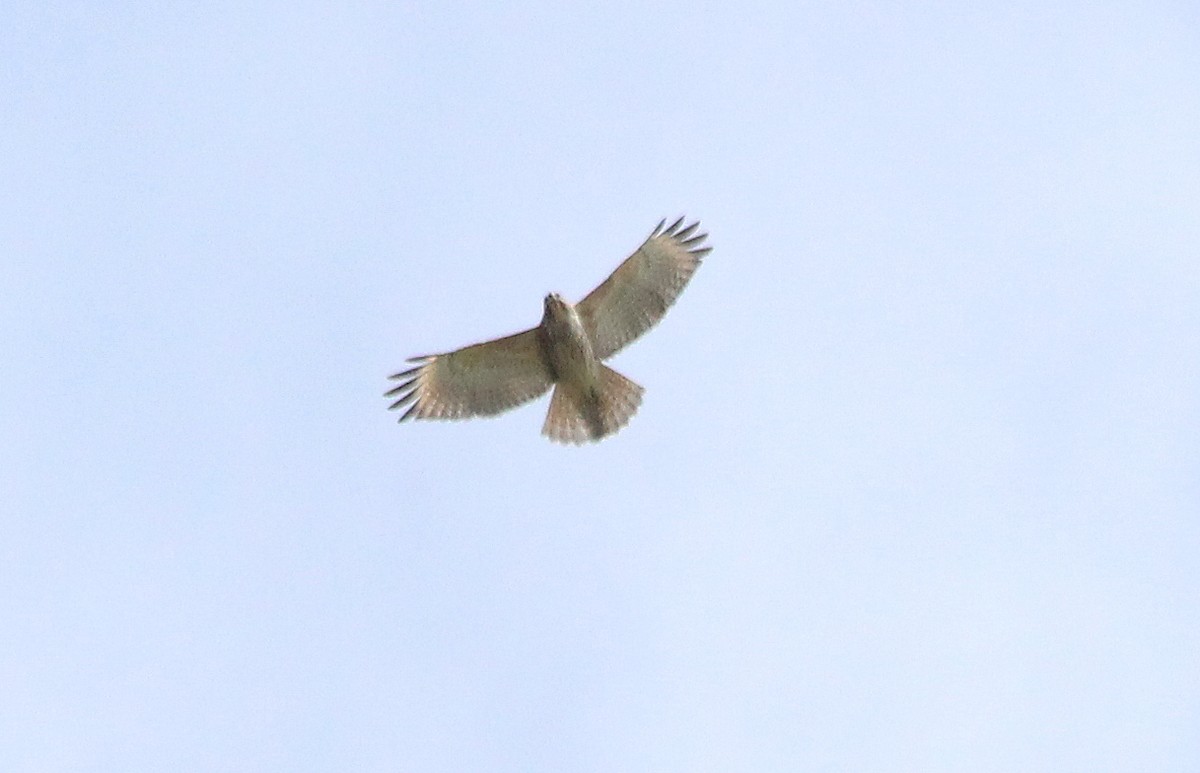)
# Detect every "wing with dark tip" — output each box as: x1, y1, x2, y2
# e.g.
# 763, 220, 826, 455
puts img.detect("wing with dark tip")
577, 217, 710, 361
385, 327, 553, 422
